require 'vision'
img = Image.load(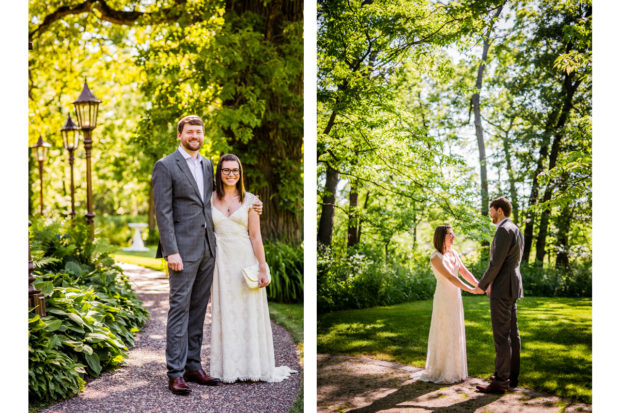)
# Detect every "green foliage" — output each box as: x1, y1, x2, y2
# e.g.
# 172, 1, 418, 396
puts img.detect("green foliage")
463, 256, 592, 298
29, 218, 148, 404
28, 314, 86, 403
264, 242, 304, 303
318, 297, 592, 403
318, 246, 436, 313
